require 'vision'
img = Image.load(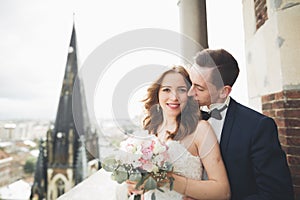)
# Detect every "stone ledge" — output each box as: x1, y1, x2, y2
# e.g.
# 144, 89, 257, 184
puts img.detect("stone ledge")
58, 169, 128, 200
